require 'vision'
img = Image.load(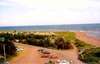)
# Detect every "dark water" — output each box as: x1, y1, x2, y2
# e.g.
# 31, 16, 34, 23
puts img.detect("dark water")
0, 23, 100, 38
